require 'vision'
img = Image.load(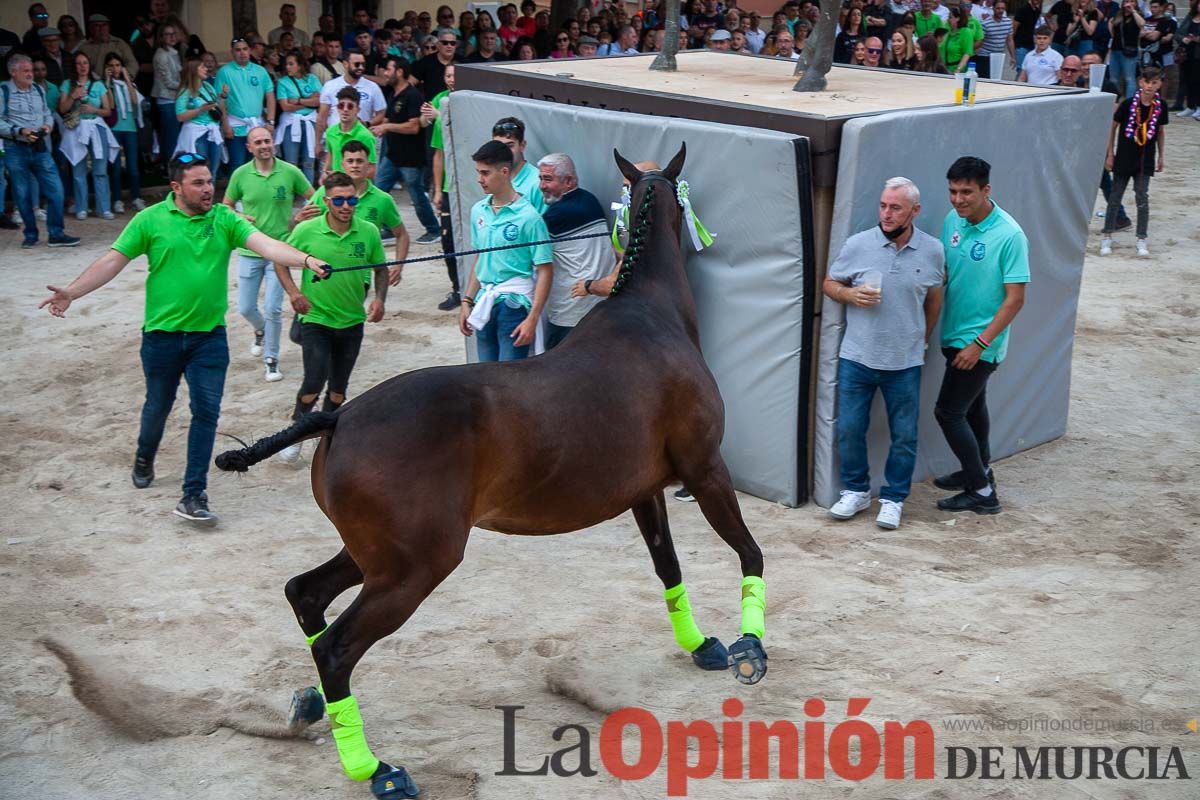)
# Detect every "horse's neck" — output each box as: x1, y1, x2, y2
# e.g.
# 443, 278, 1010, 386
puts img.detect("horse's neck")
622, 228, 701, 343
